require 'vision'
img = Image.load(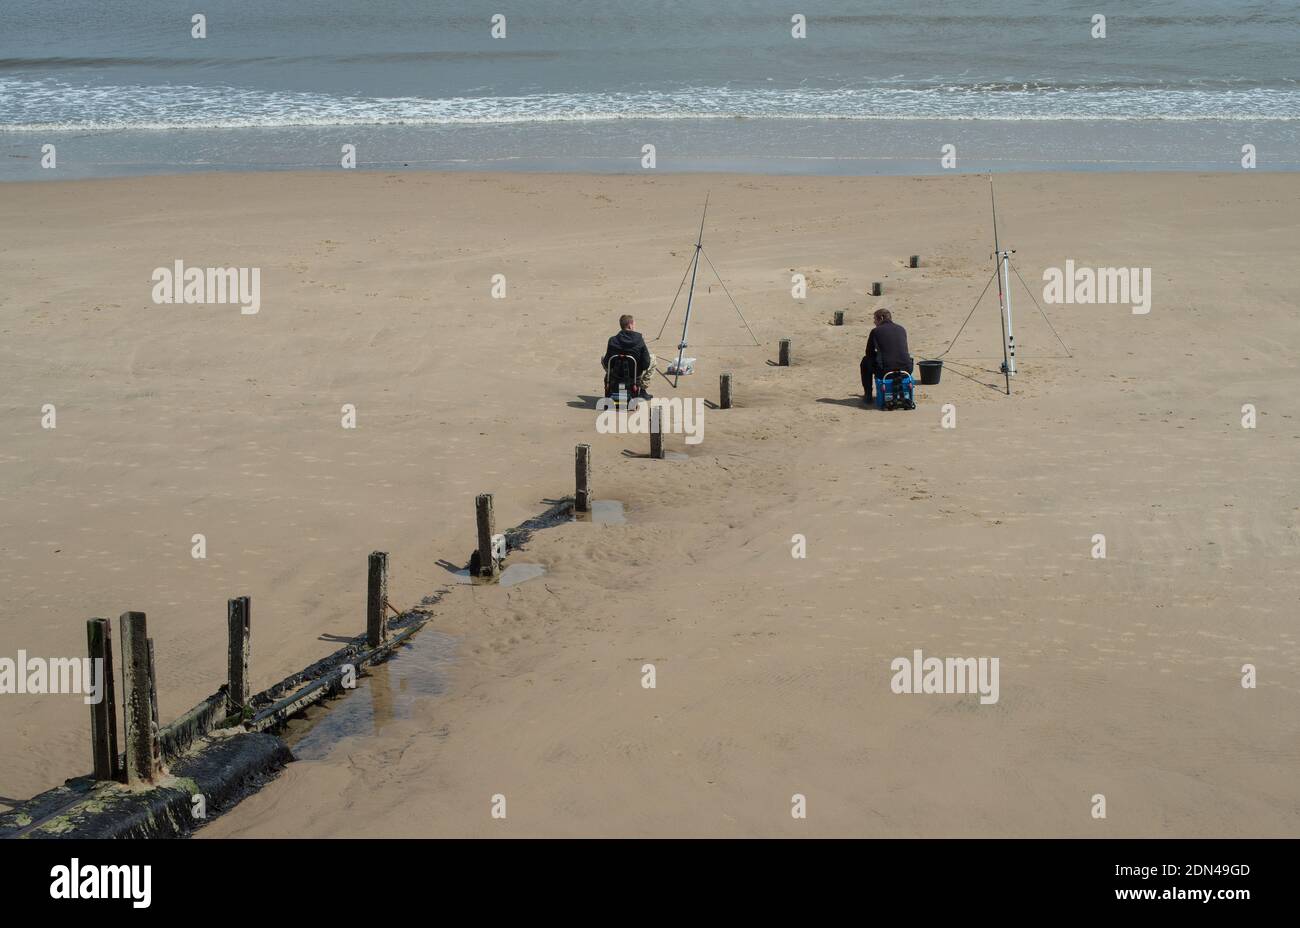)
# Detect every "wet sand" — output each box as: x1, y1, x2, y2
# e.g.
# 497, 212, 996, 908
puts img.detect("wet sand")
1, 171, 1297, 835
